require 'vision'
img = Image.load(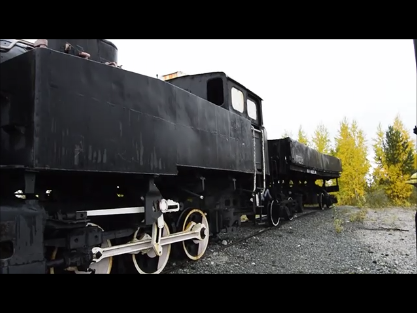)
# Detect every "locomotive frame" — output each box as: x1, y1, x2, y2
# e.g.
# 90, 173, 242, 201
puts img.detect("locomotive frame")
0, 39, 342, 274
